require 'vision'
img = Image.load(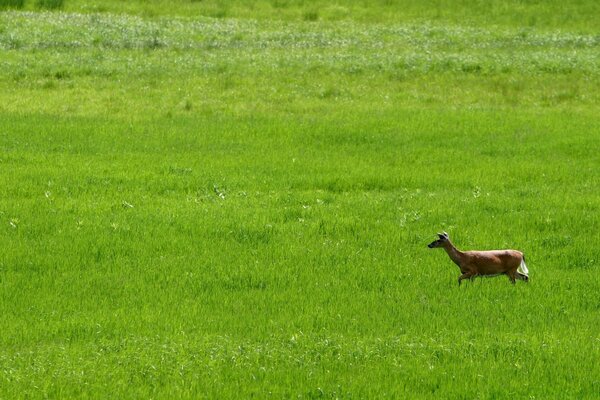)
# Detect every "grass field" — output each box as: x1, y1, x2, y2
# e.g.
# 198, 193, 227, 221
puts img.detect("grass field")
1, 1, 600, 398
